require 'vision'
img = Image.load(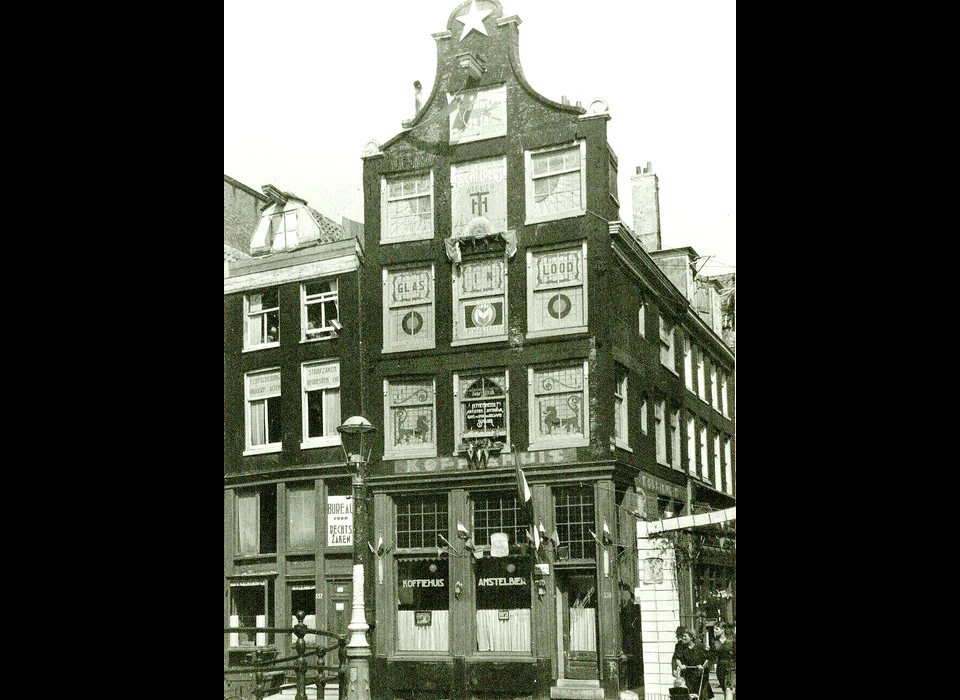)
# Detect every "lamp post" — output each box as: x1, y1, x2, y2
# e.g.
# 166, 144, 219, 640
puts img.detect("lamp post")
337, 415, 376, 700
